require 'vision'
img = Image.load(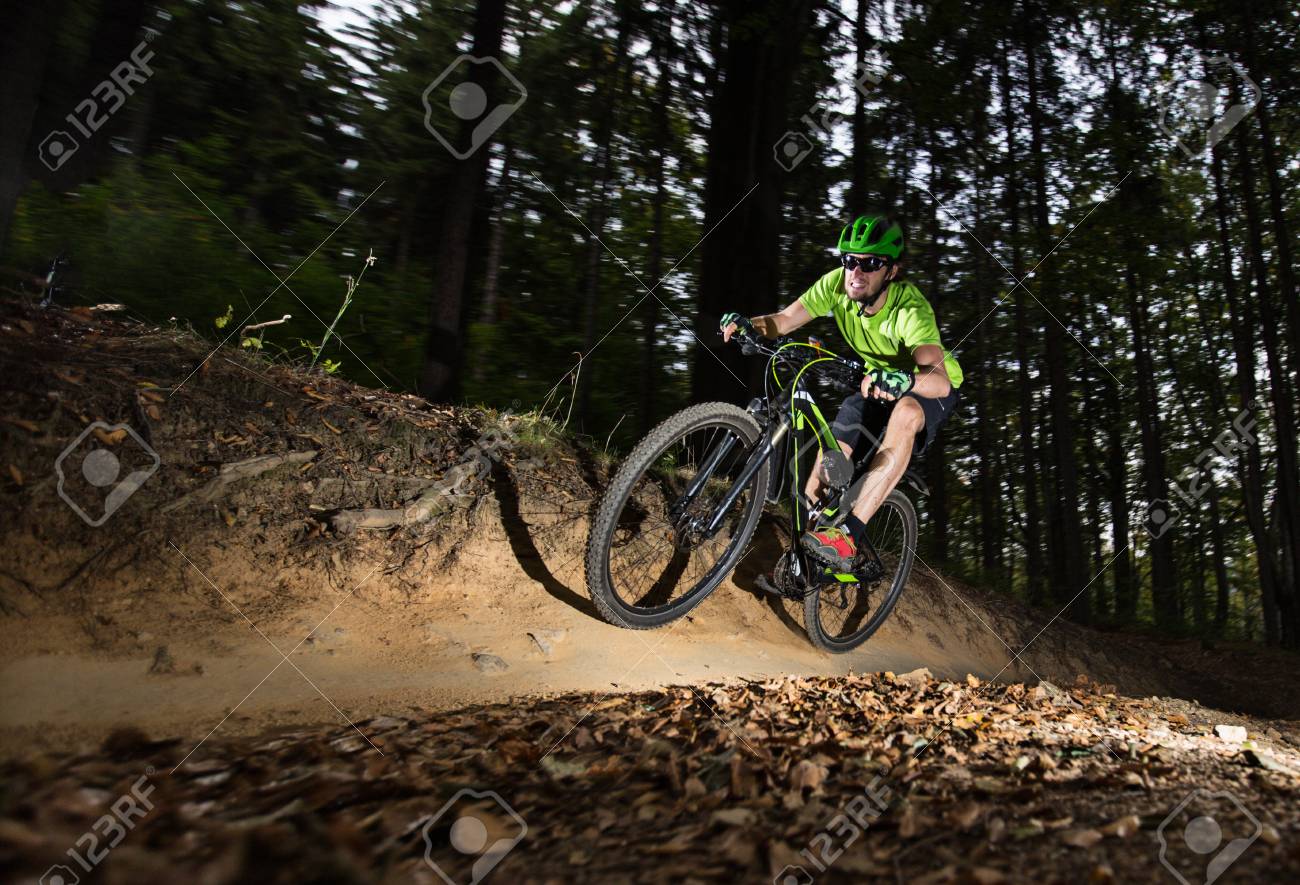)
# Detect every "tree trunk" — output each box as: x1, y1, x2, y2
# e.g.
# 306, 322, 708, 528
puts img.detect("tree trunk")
1210, 143, 1281, 645
1106, 377, 1135, 620
998, 38, 1045, 606
471, 146, 512, 389
1124, 259, 1178, 629
972, 177, 999, 578
576, 8, 631, 431
924, 146, 948, 562
1232, 96, 1300, 647
693, 0, 816, 404
1024, 14, 1087, 619
640, 3, 674, 436
0, 0, 66, 250
418, 0, 508, 402
1239, 7, 1300, 402
847, 0, 870, 211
